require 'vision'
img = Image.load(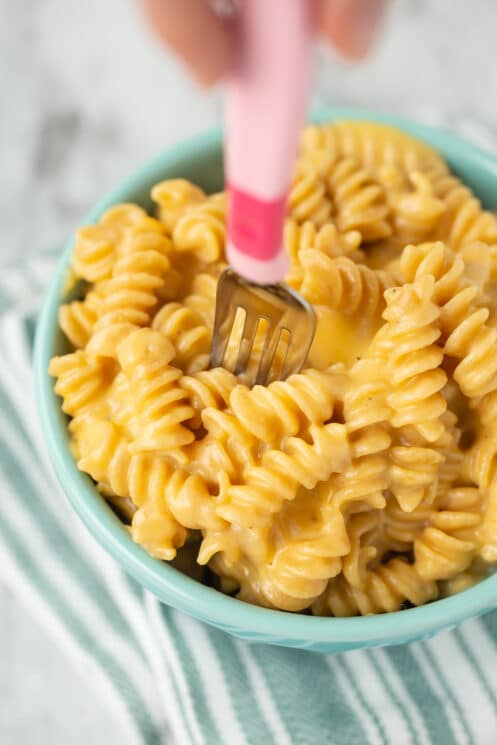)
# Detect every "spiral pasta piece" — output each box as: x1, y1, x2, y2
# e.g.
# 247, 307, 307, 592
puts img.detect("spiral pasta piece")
182, 272, 218, 325
314, 558, 438, 616
72, 204, 147, 282
127, 453, 187, 559
284, 218, 362, 264
390, 171, 445, 244
151, 178, 206, 233
284, 218, 363, 287
75, 419, 132, 496
259, 506, 349, 611
400, 241, 497, 399
327, 157, 392, 241
201, 404, 259, 467
49, 351, 115, 417
431, 173, 497, 250
383, 278, 447, 441
296, 250, 395, 316
118, 328, 194, 453
288, 165, 332, 227
344, 342, 392, 432
99, 203, 150, 232
58, 288, 103, 349
72, 416, 187, 557
331, 448, 389, 514
152, 302, 211, 374
229, 368, 347, 444
161, 470, 226, 531
93, 245, 172, 334
217, 423, 350, 528
179, 367, 238, 428
173, 192, 226, 262
183, 436, 241, 486
414, 487, 482, 580
380, 278, 447, 510
337, 338, 392, 515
